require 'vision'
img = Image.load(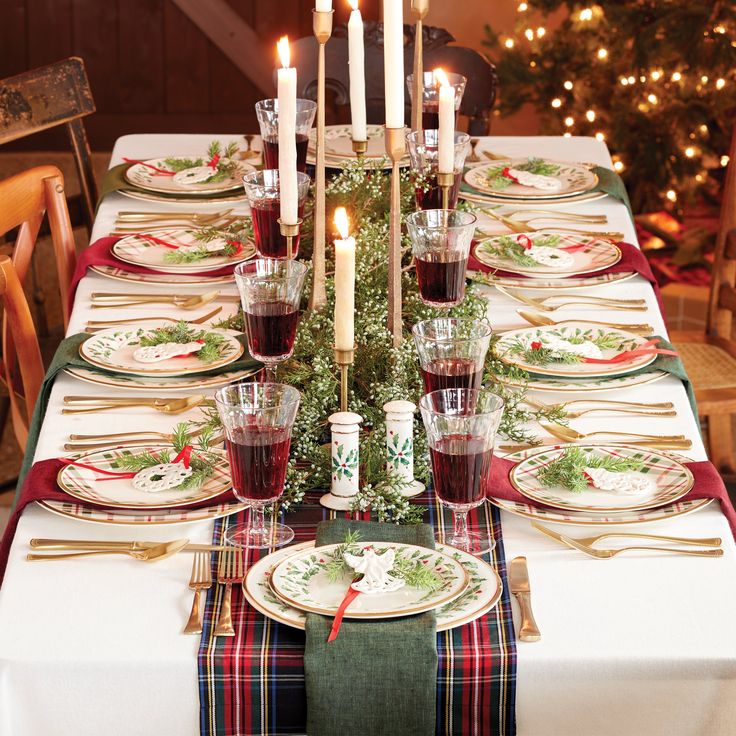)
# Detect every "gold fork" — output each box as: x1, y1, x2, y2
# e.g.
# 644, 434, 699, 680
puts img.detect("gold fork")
61, 395, 206, 416
184, 552, 213, 634
86, 306, 223, 331
481, 208, 623, 239
516, 309, 654, 336
64, 433, 223, 452
116, 209, 233, 223
525, 397, 675, 419
495, 286, 647, 312
111, 216, 239, 235
214, 548, 245, 637
538, 420, 690, 446
501, 208, 608, 223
